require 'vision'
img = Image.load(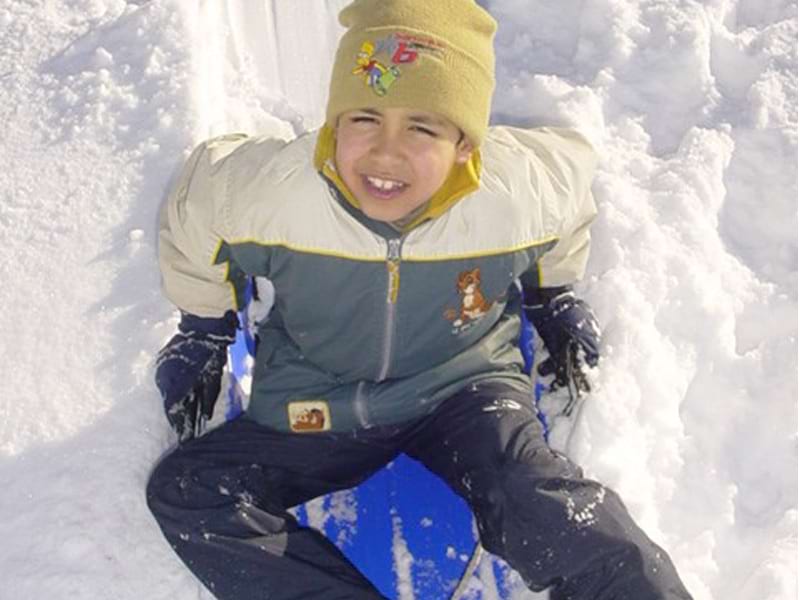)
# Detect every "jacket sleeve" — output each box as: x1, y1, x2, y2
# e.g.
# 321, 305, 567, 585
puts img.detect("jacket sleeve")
535, 185, 597, 287
513, 127, 599, 288
157, 134, 252, 318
